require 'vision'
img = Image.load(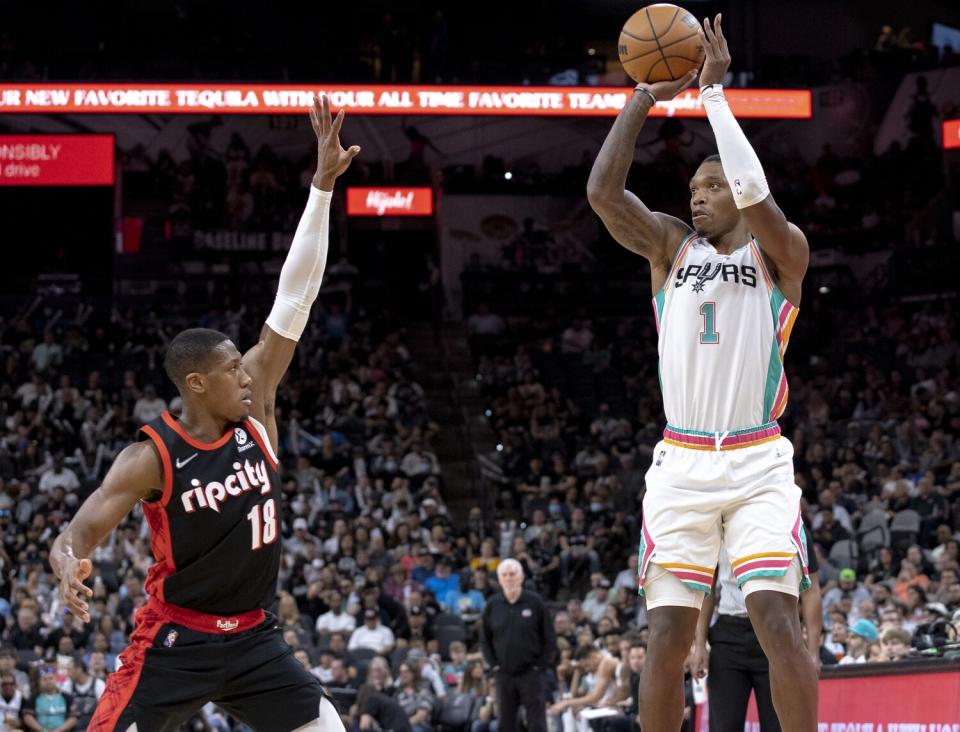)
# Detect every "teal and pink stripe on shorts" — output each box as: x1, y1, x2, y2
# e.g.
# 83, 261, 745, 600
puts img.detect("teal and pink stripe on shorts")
637, 523, 656, 596
663, 422, 781, 451
731, 513, 812, 591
